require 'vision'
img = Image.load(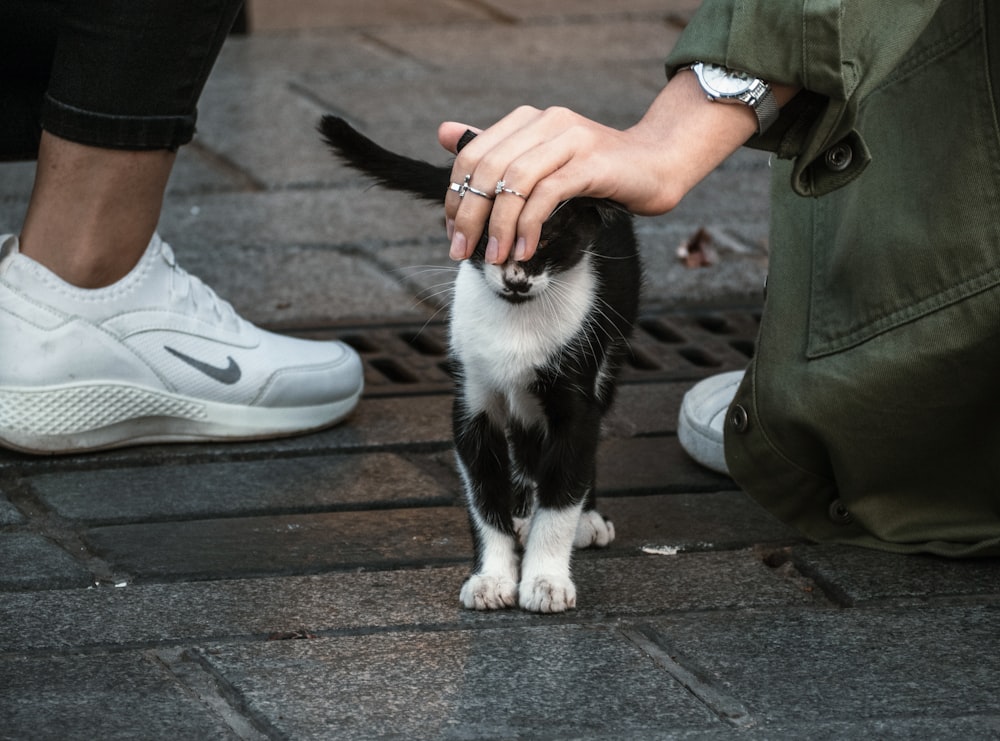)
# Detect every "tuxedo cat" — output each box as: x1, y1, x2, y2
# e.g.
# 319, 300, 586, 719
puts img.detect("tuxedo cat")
320, 116, 641, 612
